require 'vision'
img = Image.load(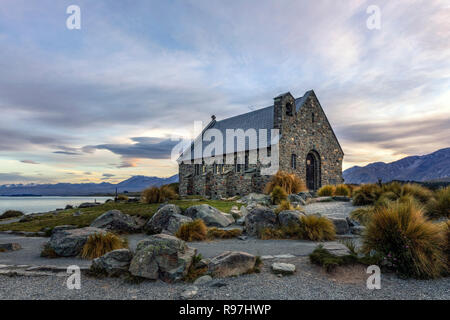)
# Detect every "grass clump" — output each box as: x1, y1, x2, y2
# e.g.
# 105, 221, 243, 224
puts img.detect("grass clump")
300, 215, 336, 241
274, 200, 294, 214
270, 186, 288, 205
183, 254, 207, 282
116, 194, 129, 201
0, 210, 24, 220
40, 242, 59, 258
334, 184, 350, 197
309, 246, 358, 272
264, 170, 306, 194
206, 227, 242, 239
141, 185, 179, 204
317, 185, 335, 196
362, 200, 447, 279
352, 184, 382, 206
80, 232, 128, 260
350, 207, 374, 226
426, 186, 450, 218
176, 219, 208, 241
